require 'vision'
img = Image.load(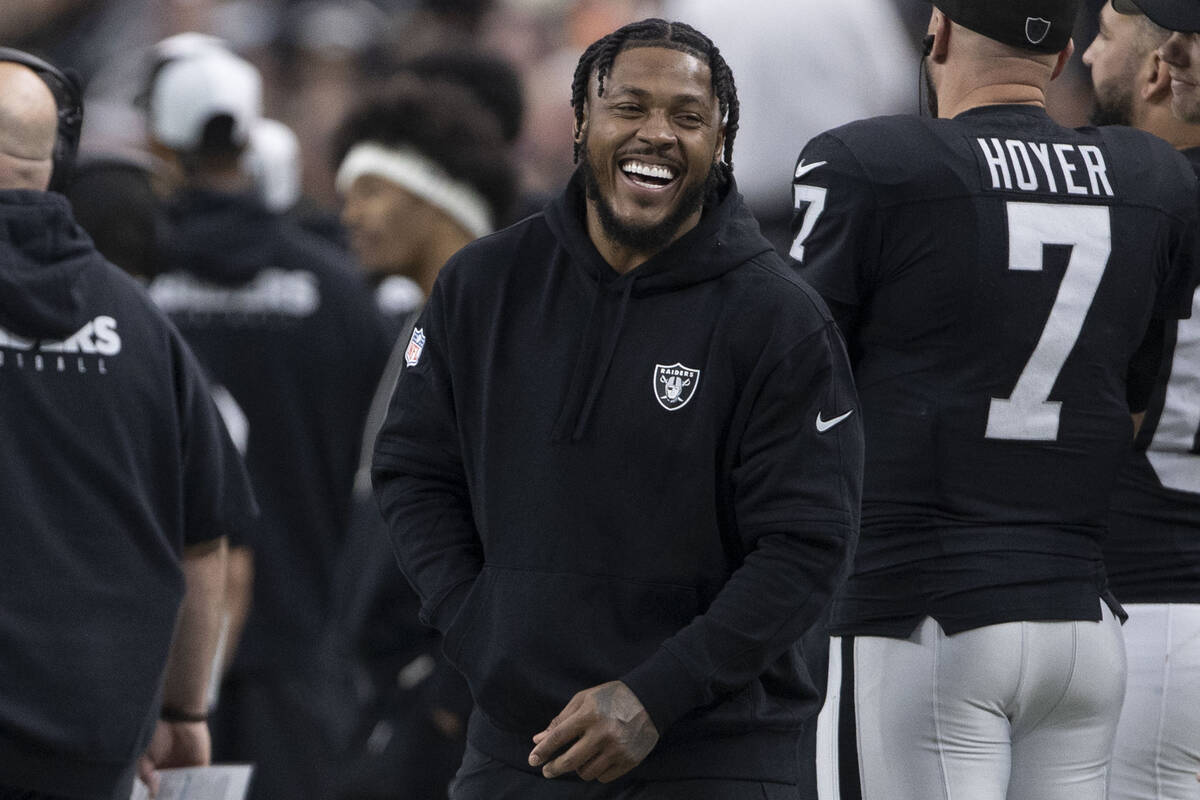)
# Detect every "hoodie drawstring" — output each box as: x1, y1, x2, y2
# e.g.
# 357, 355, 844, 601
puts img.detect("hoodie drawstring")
571, 277, 634, 441
551, 273, 636, 442
551, 271, 604, 441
